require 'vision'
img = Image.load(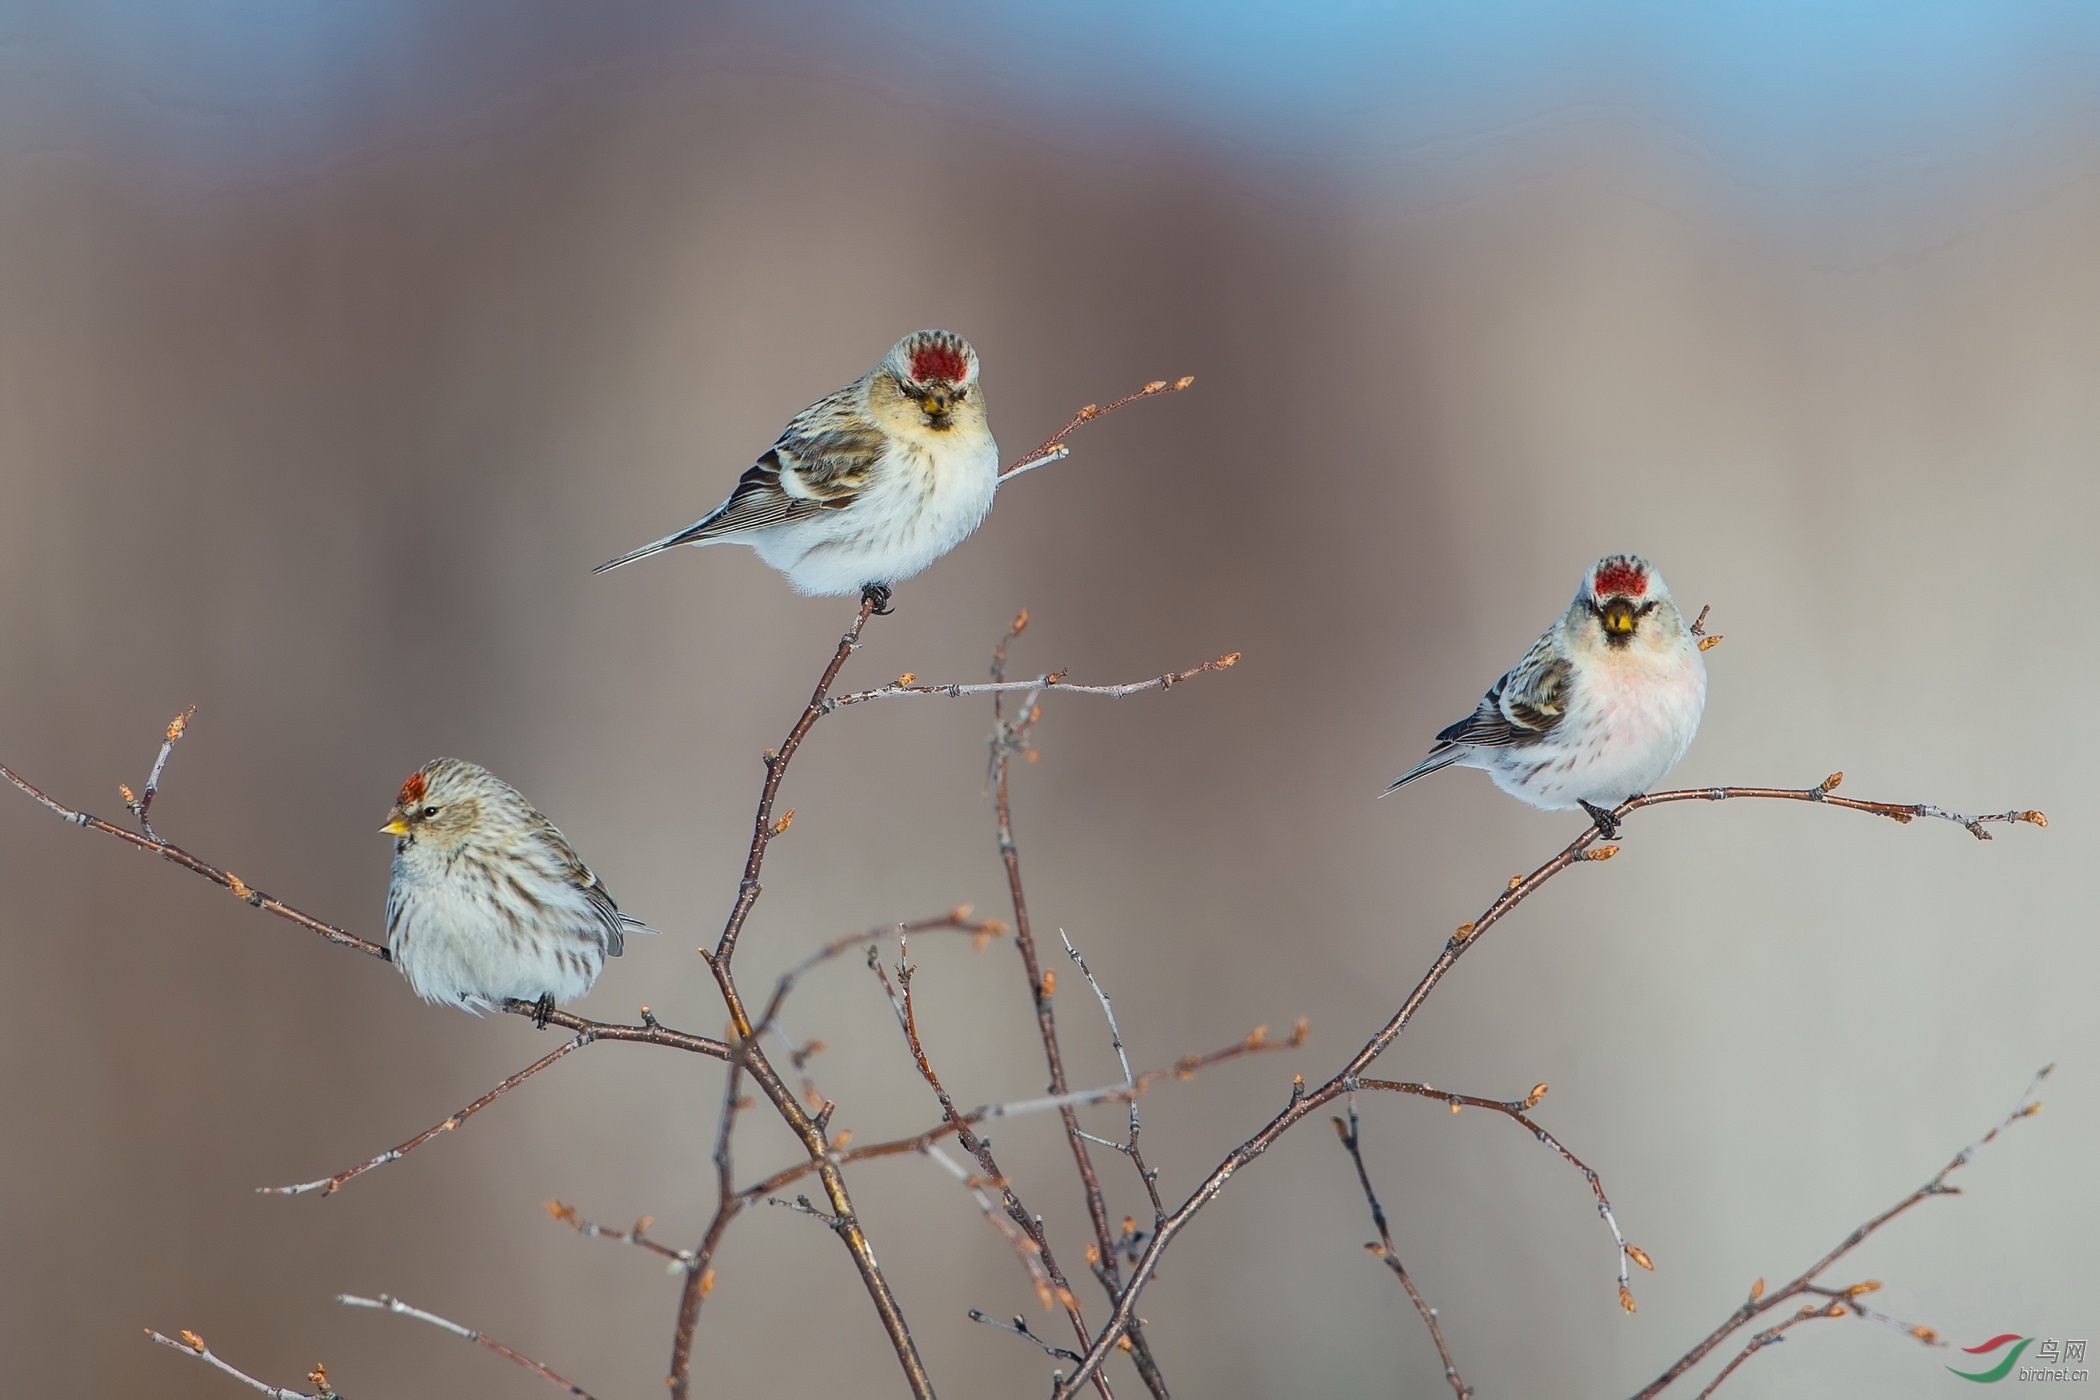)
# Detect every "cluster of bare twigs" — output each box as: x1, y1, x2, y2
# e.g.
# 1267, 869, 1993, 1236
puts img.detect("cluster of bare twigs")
2, 376, 2054, 1399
